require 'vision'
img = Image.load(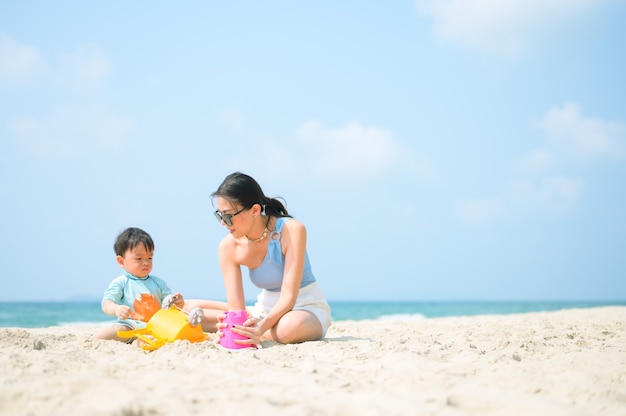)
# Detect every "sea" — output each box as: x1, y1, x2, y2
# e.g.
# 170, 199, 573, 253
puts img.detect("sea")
1, 300, 624, 328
